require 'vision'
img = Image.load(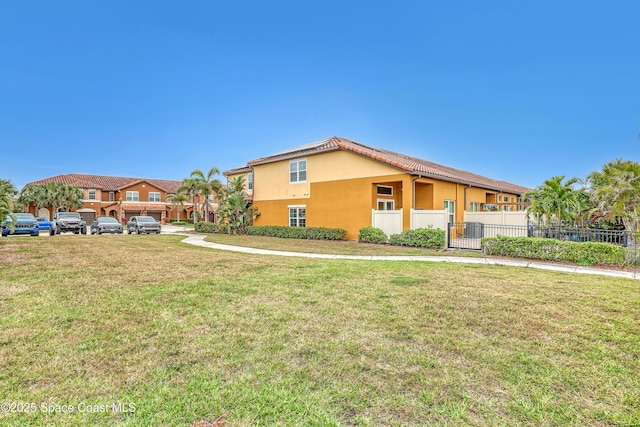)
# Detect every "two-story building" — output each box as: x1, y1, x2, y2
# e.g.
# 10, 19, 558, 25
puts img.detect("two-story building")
225, 136, 530, 240
23, 174, 216, 223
